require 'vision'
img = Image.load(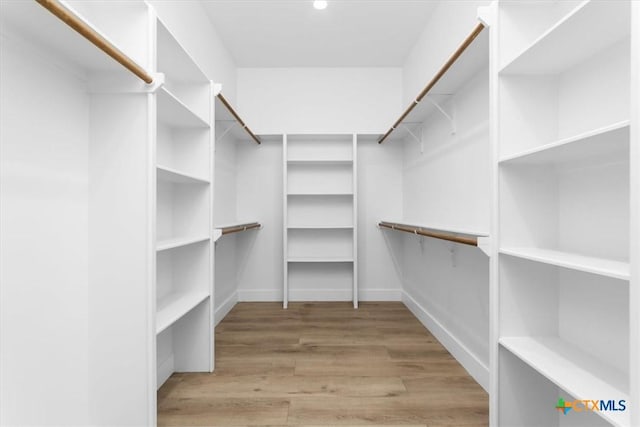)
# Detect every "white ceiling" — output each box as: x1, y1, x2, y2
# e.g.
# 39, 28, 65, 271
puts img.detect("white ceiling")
201, 0, 438, 67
